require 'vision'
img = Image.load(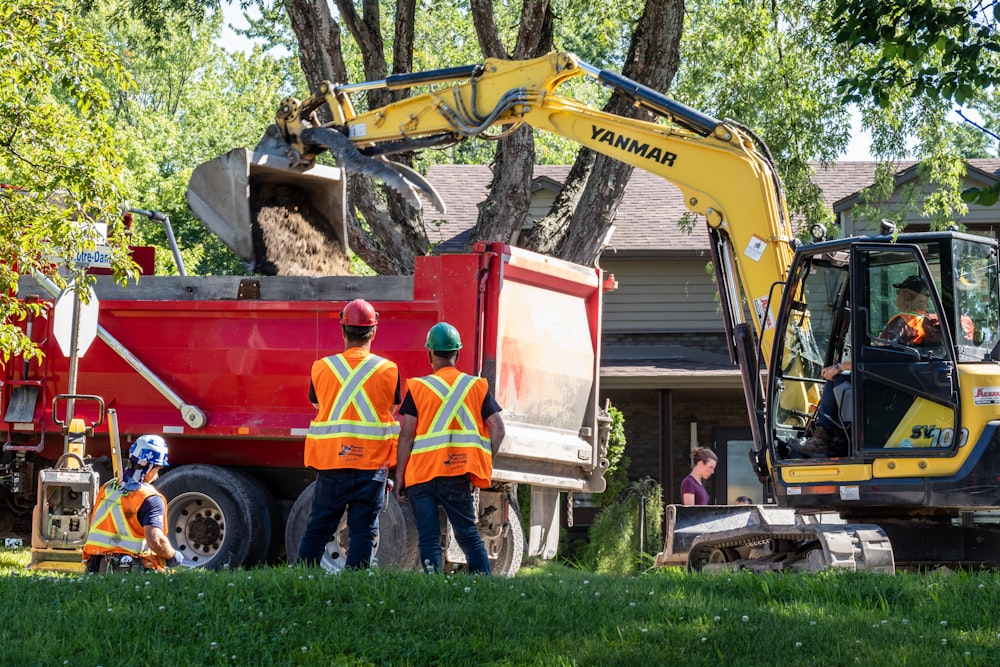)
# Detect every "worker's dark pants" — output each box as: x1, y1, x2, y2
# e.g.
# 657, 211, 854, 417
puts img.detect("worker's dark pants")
407, 474, 491, 575
85, 553, 152, 573
298, 468, 386, 569
815, 373, 851, 433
